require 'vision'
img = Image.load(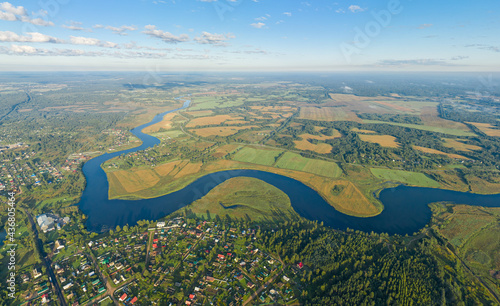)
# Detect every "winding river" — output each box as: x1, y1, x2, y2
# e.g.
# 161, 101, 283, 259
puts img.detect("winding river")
77, 97, 500, 235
